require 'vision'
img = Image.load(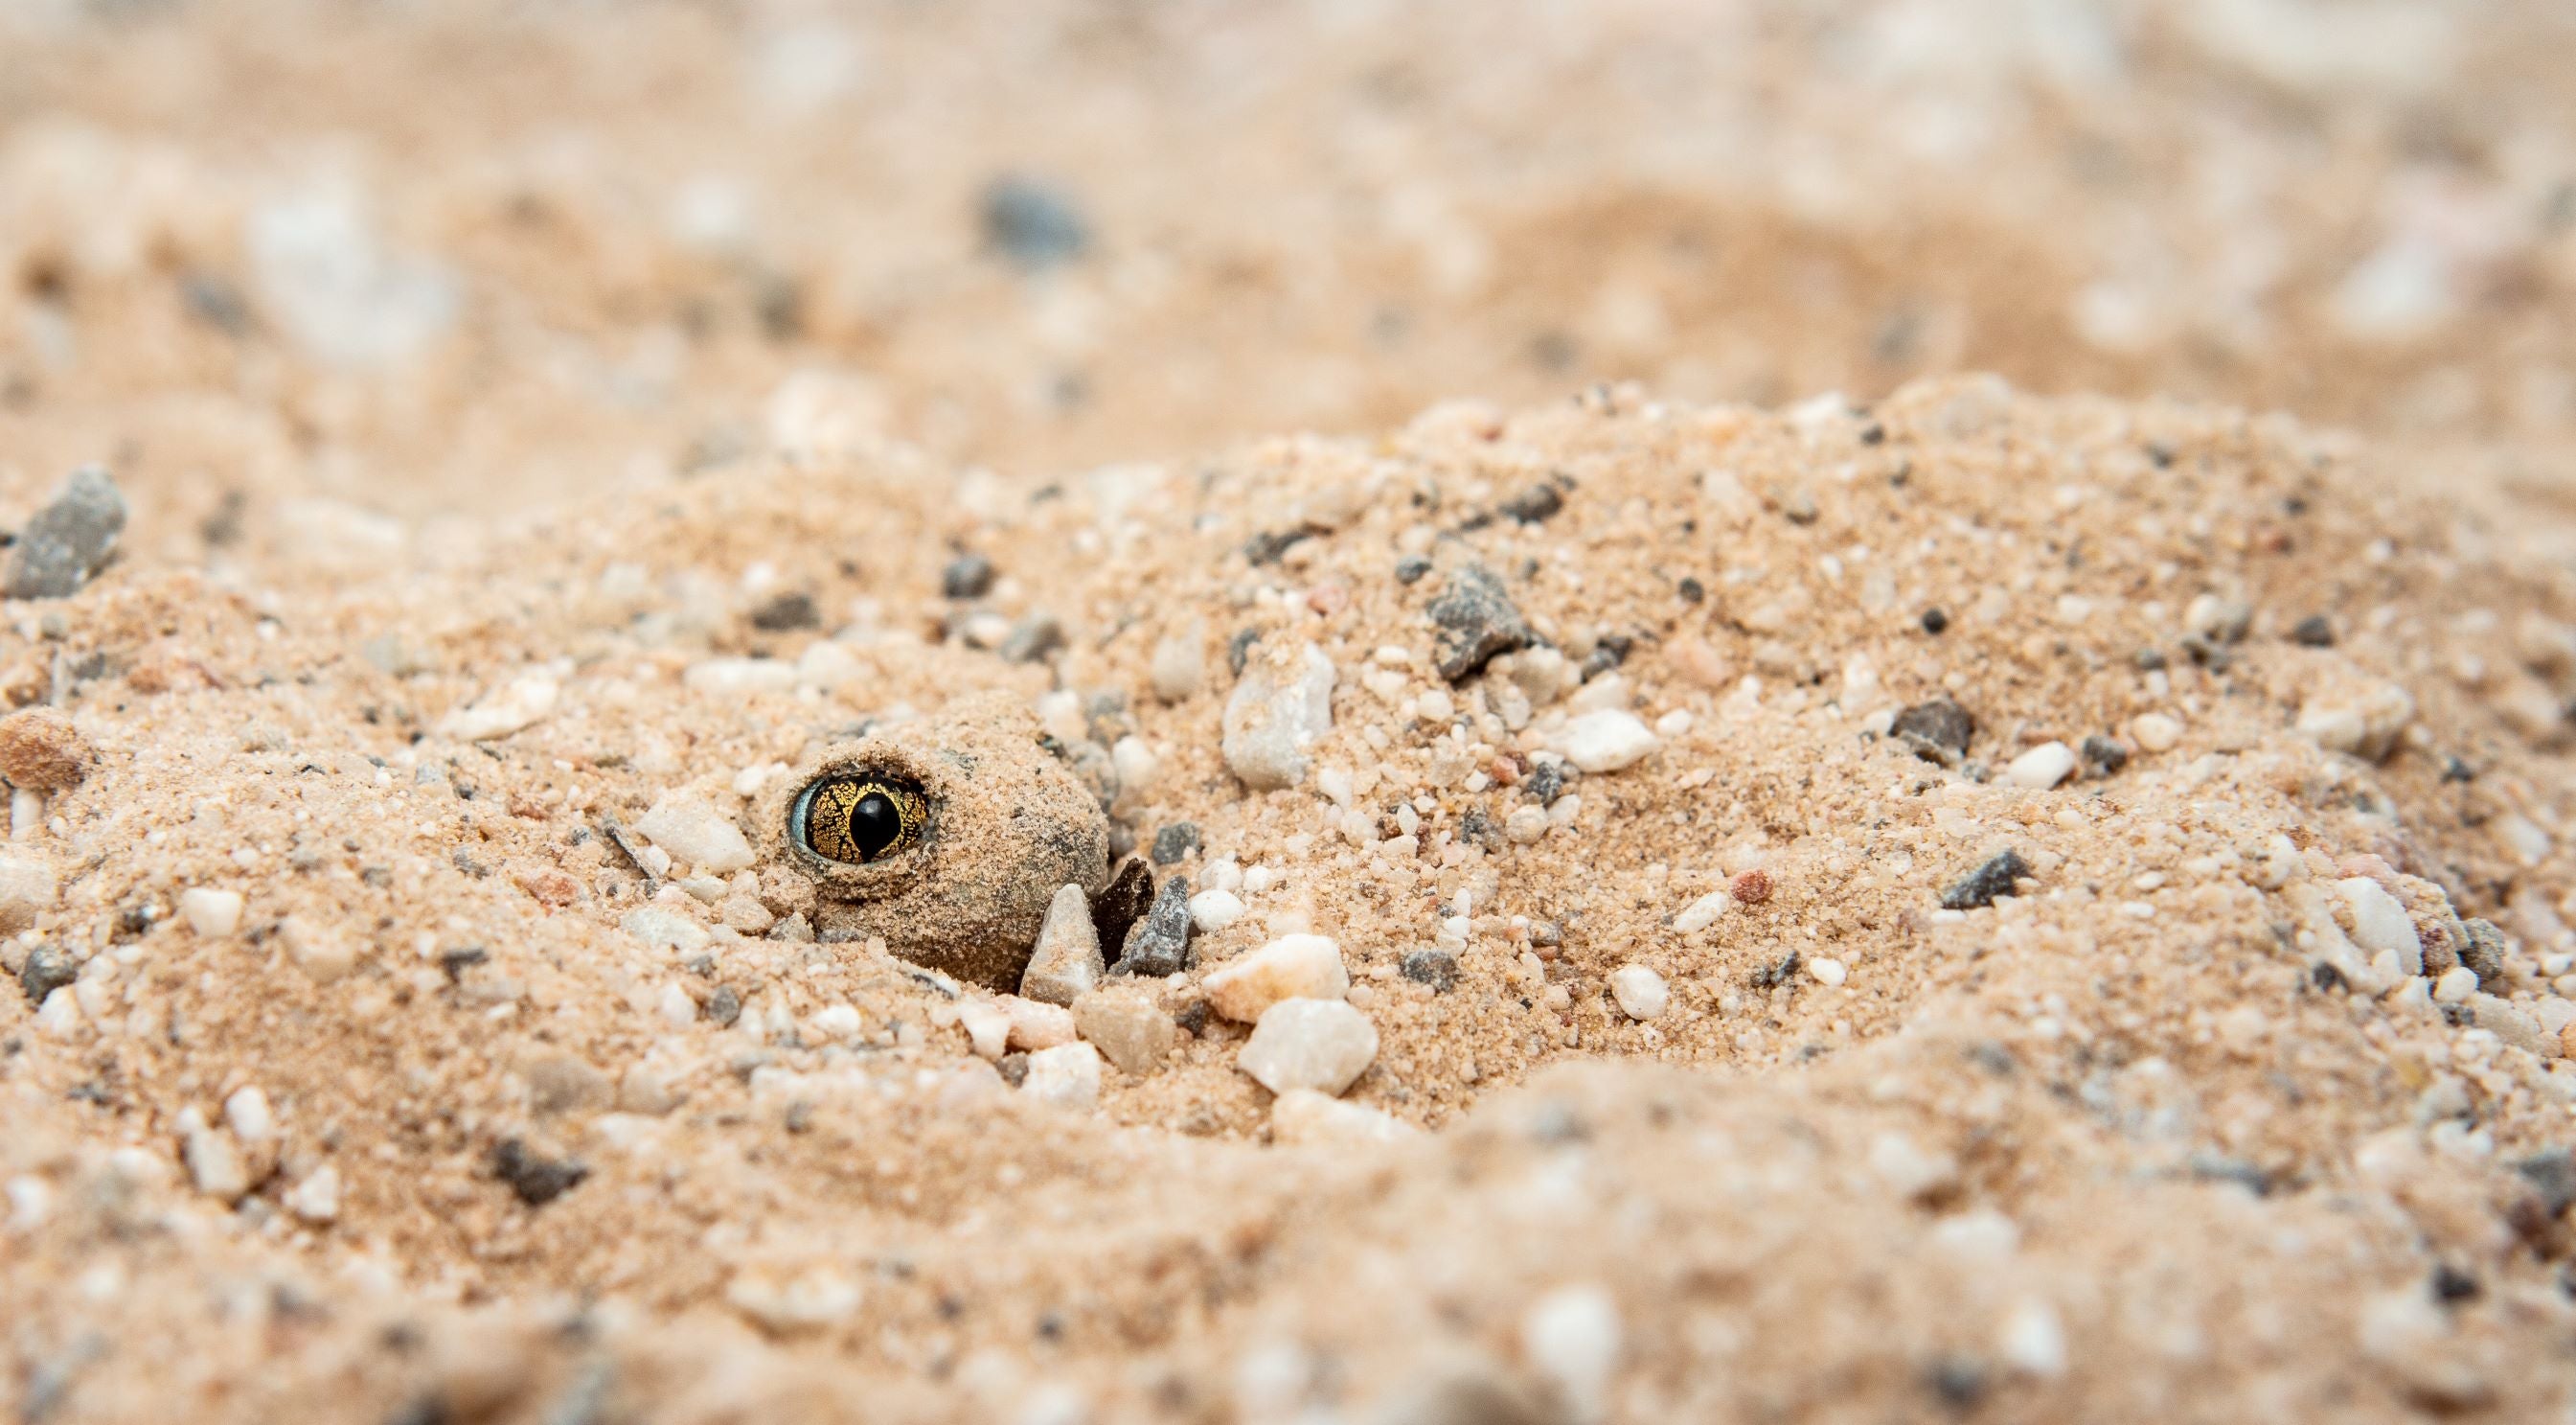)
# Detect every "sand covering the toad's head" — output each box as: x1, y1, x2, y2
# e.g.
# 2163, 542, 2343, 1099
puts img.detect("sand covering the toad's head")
9, 376, 2576, 1419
